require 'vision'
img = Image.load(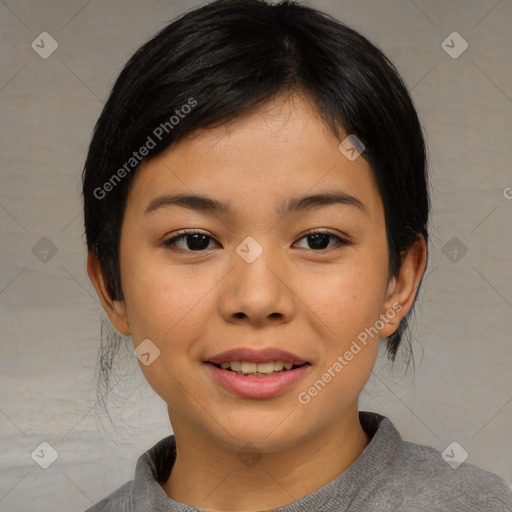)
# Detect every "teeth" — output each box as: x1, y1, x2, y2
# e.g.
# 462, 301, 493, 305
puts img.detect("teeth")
241, 362, 257, 373
256, 362, 275, 374
219, 360, 298, 373
230, 361, 242, 371
273, 361, 284, 372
